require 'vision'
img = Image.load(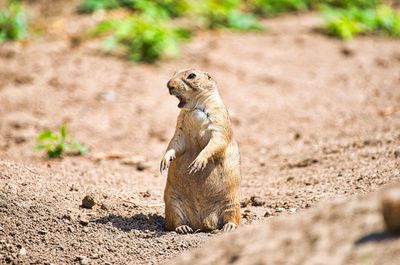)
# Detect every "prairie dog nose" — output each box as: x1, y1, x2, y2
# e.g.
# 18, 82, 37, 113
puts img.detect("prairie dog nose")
167, 79, 178, 94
